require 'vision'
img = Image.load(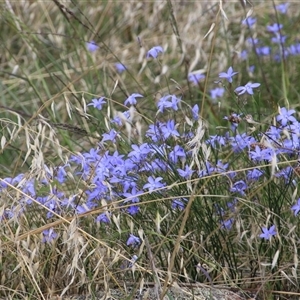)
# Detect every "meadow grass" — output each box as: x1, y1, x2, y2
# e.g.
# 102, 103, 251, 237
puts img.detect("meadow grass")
1, 1, 300, 299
